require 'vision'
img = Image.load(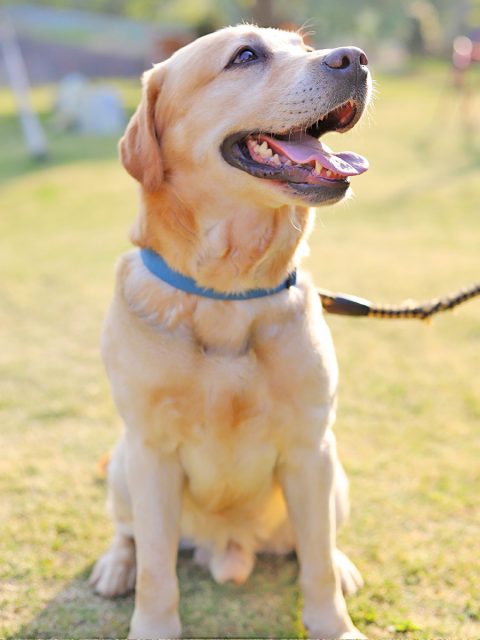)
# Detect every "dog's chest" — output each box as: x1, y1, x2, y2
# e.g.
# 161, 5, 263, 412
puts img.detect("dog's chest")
150, 324, 335, 508
105, 276, 338, 508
